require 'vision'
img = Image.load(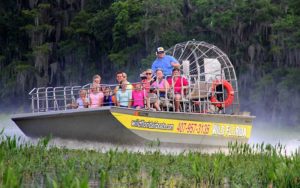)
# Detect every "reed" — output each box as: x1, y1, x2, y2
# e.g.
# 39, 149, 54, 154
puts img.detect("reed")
0, 133, 299, 187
